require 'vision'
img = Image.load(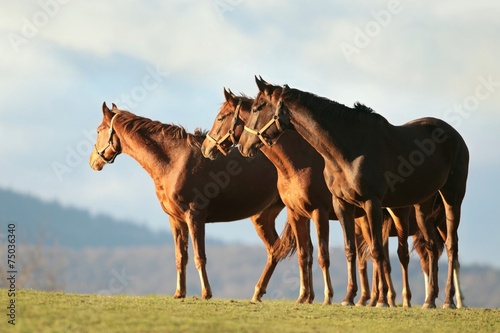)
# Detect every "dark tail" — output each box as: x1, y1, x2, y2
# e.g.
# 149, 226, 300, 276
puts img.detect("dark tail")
272, 219, 297, 261
412, 195, 446, 260
358, 210, 393, 263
